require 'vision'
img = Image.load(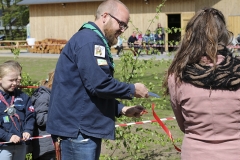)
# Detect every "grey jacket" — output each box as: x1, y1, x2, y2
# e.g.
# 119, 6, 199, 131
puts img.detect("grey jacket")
31, 86, 55, 159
